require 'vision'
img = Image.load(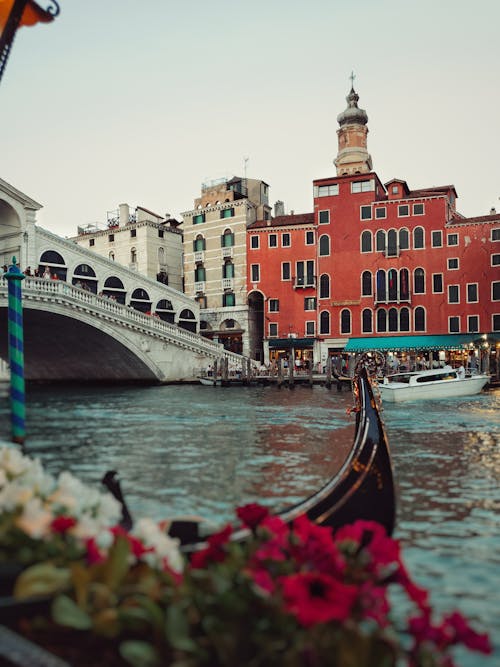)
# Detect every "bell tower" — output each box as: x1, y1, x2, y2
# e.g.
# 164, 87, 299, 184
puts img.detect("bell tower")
334, 74, 372, 176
